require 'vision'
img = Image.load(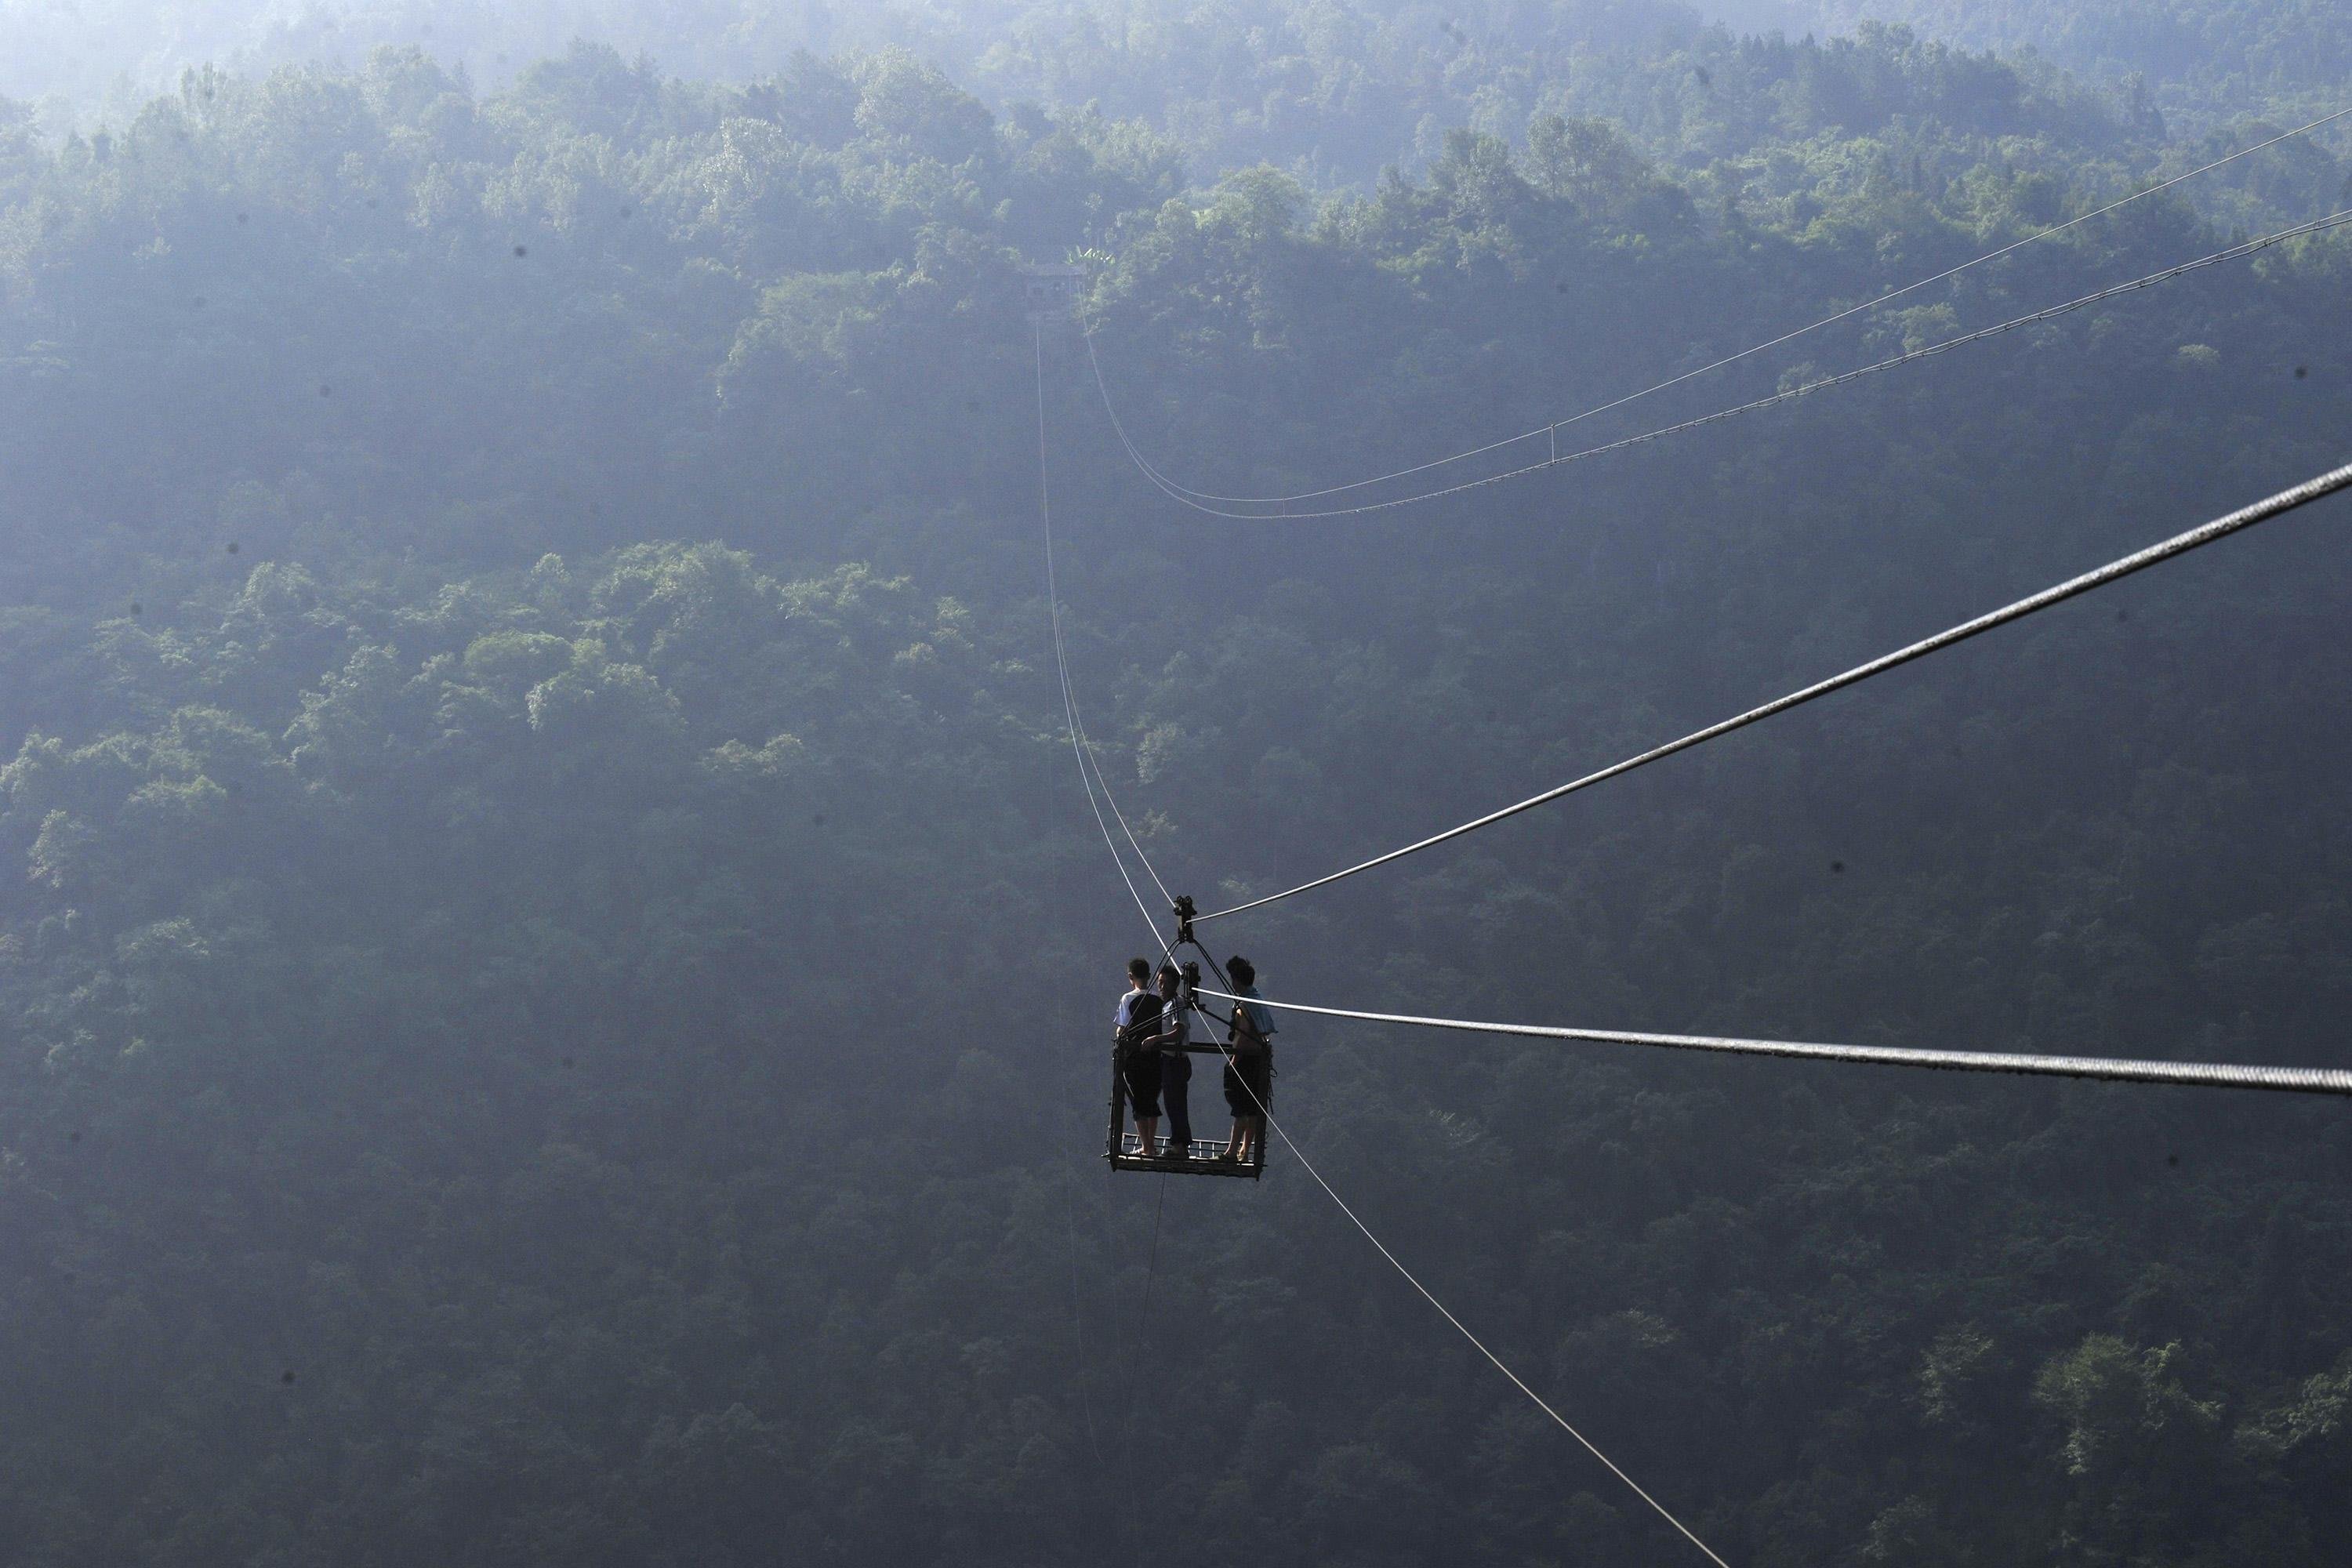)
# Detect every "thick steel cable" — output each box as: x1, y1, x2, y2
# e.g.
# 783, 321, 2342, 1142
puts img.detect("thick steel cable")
1098, 103, 2352, 511
1199, 457, 2352, 923
1094, 209, 2352, 521
1200, 989, 2352, 1096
